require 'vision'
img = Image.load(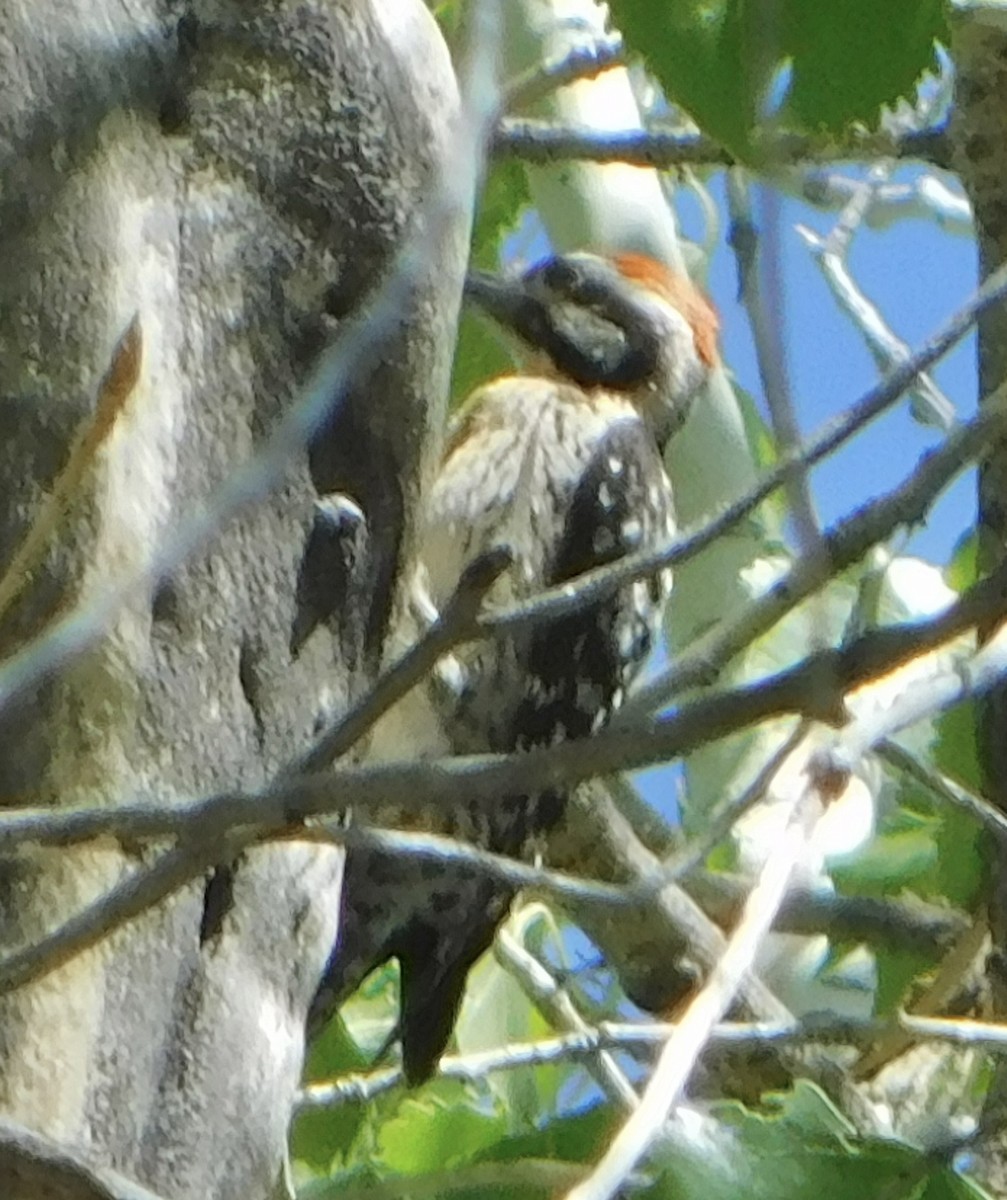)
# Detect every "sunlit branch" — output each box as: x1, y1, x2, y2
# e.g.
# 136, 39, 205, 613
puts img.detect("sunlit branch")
495, 119, 953, 170
486, 264, 1007, 639
494, 929, 639, 1111
1, 515, 1004, 995
2, 555, 1005, 860
565, 780, 793, 1024
504, 37, 624, 111
296, 1016, 899, 1112
623, 389, 1007, 717
565, 777, 821, 1200
797, 163, 956, 430
690, 872, 968, 954
800, 169, 972, 235
878, 737, 1007, 844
